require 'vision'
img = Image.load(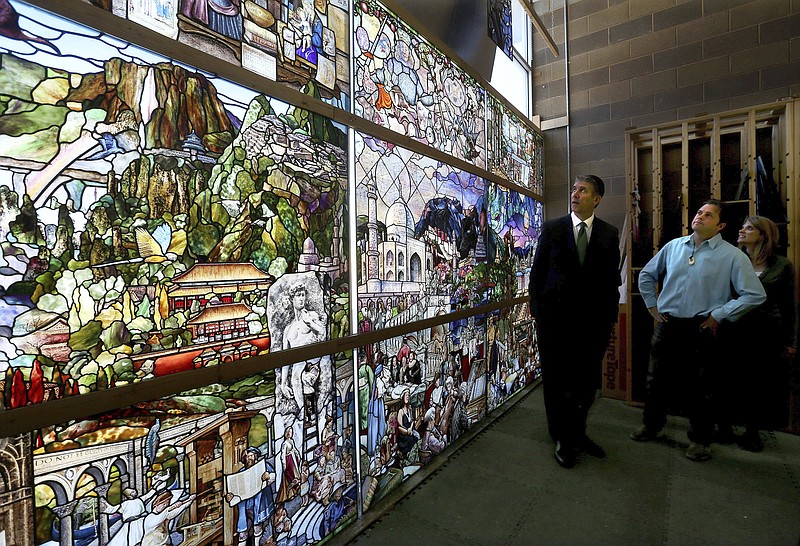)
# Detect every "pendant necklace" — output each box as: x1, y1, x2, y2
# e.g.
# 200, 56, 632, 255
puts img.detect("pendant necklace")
689, 246, 696, 265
